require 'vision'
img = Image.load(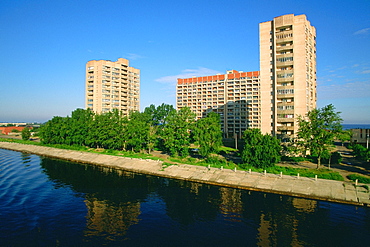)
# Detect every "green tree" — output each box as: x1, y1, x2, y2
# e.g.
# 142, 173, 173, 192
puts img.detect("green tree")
336, 130, 352, 146
39, 116, 70, 144
86, 110, 127, 150
126, 111, 151, 152
297, 104, 344, 169
162, 107, 195, 157
352, 144, 370, 162
144, 103, 176, 127
69, 108, 95, 146
21, 127, 31, 140
192, 112, 222, 157
241, 128, 281, 169
143, 104, 175, 151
